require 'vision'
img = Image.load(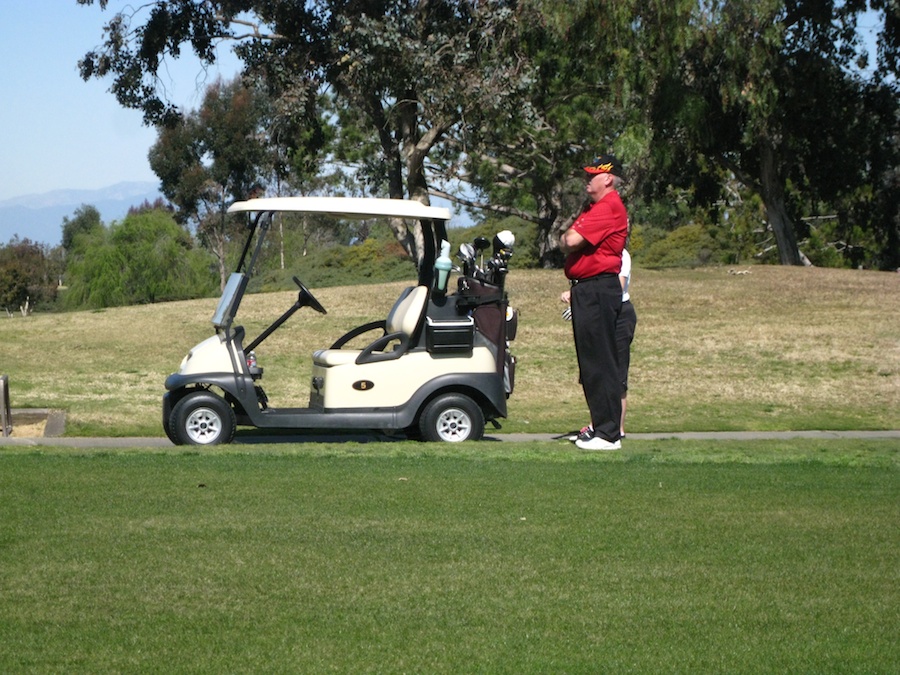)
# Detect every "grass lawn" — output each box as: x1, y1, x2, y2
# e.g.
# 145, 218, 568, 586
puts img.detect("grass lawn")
1, 440, 897, 673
